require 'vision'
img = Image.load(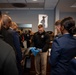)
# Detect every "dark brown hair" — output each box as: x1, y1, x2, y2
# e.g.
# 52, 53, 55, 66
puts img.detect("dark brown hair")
61, 17, 76, 35
55, 20, 61, 26
38, 24, 43, 28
